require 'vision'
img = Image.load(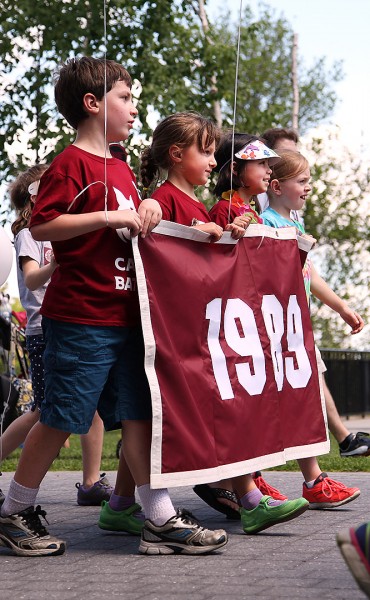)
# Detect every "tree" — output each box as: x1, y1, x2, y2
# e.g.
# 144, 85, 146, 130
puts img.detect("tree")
301, 129, 370, 349
2, 0, 363, 349
206, 3, 342, 135
0, 0, 342, 185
